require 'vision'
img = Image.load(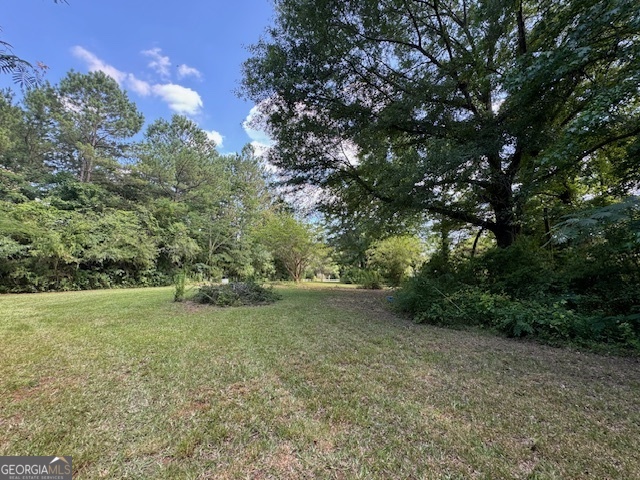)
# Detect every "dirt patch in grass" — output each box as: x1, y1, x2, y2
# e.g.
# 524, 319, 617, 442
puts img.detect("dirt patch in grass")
325, 288, 397, 318
10, 376, 66, 401
181, 301, 208, 314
